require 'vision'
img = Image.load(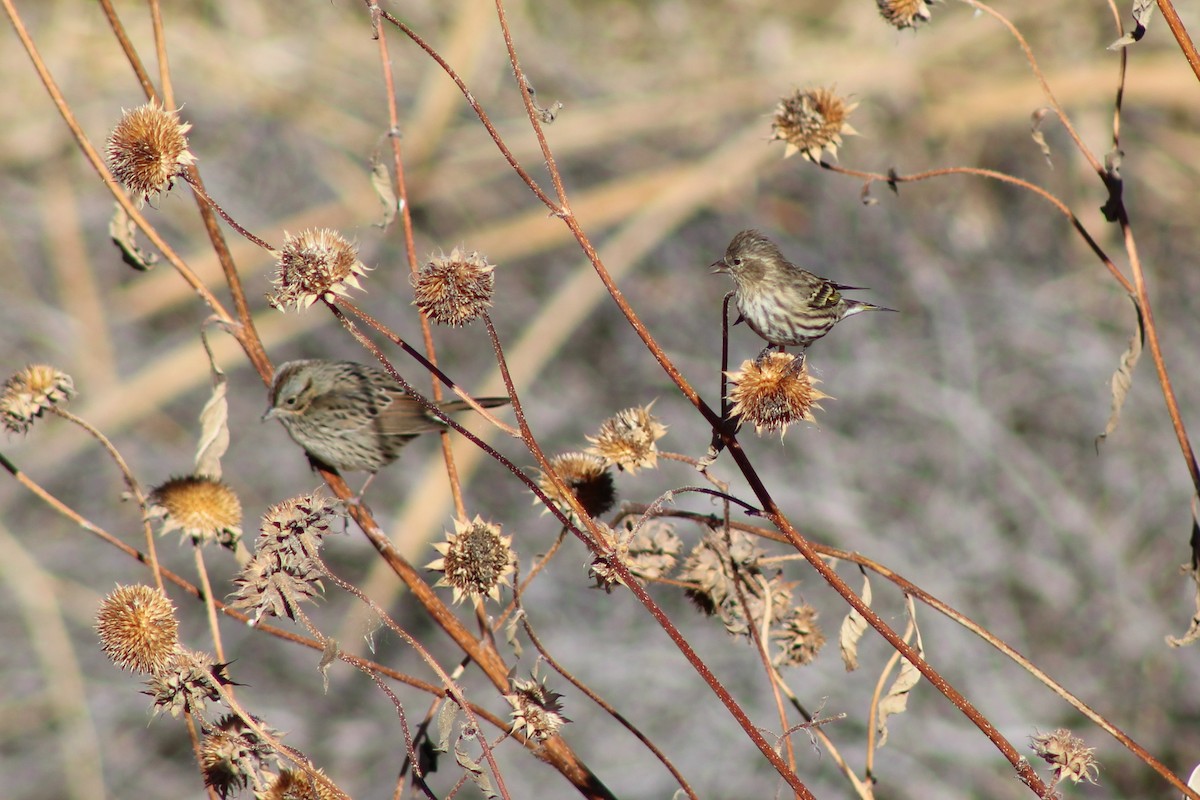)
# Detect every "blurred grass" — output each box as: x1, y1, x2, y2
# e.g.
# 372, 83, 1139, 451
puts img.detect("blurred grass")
3, 0, 1200, 798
